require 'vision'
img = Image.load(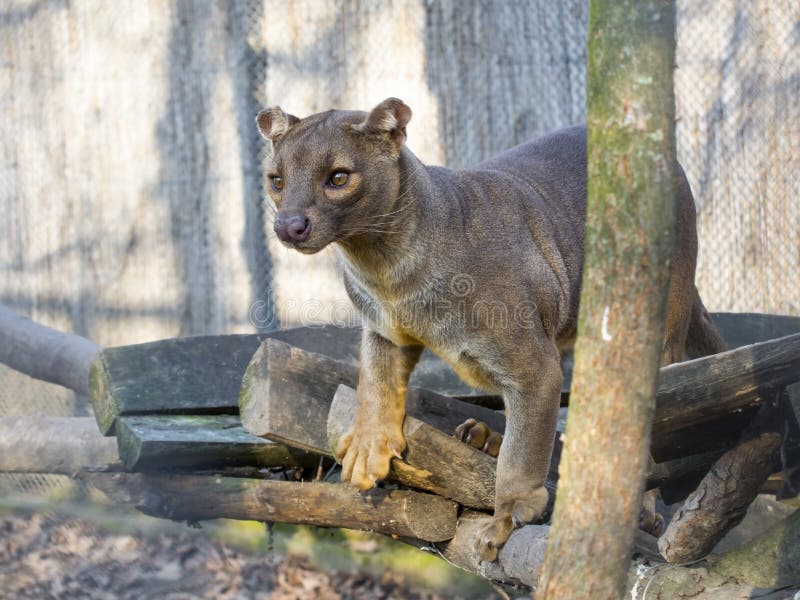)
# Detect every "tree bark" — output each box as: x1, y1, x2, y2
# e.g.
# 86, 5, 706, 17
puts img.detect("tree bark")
537, 2, 678, 598
0, 303, 100, 396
